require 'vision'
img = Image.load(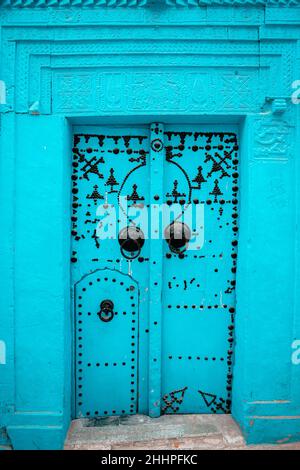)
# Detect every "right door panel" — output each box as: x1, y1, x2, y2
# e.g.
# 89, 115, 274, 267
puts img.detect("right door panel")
161, 126, 239, 414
